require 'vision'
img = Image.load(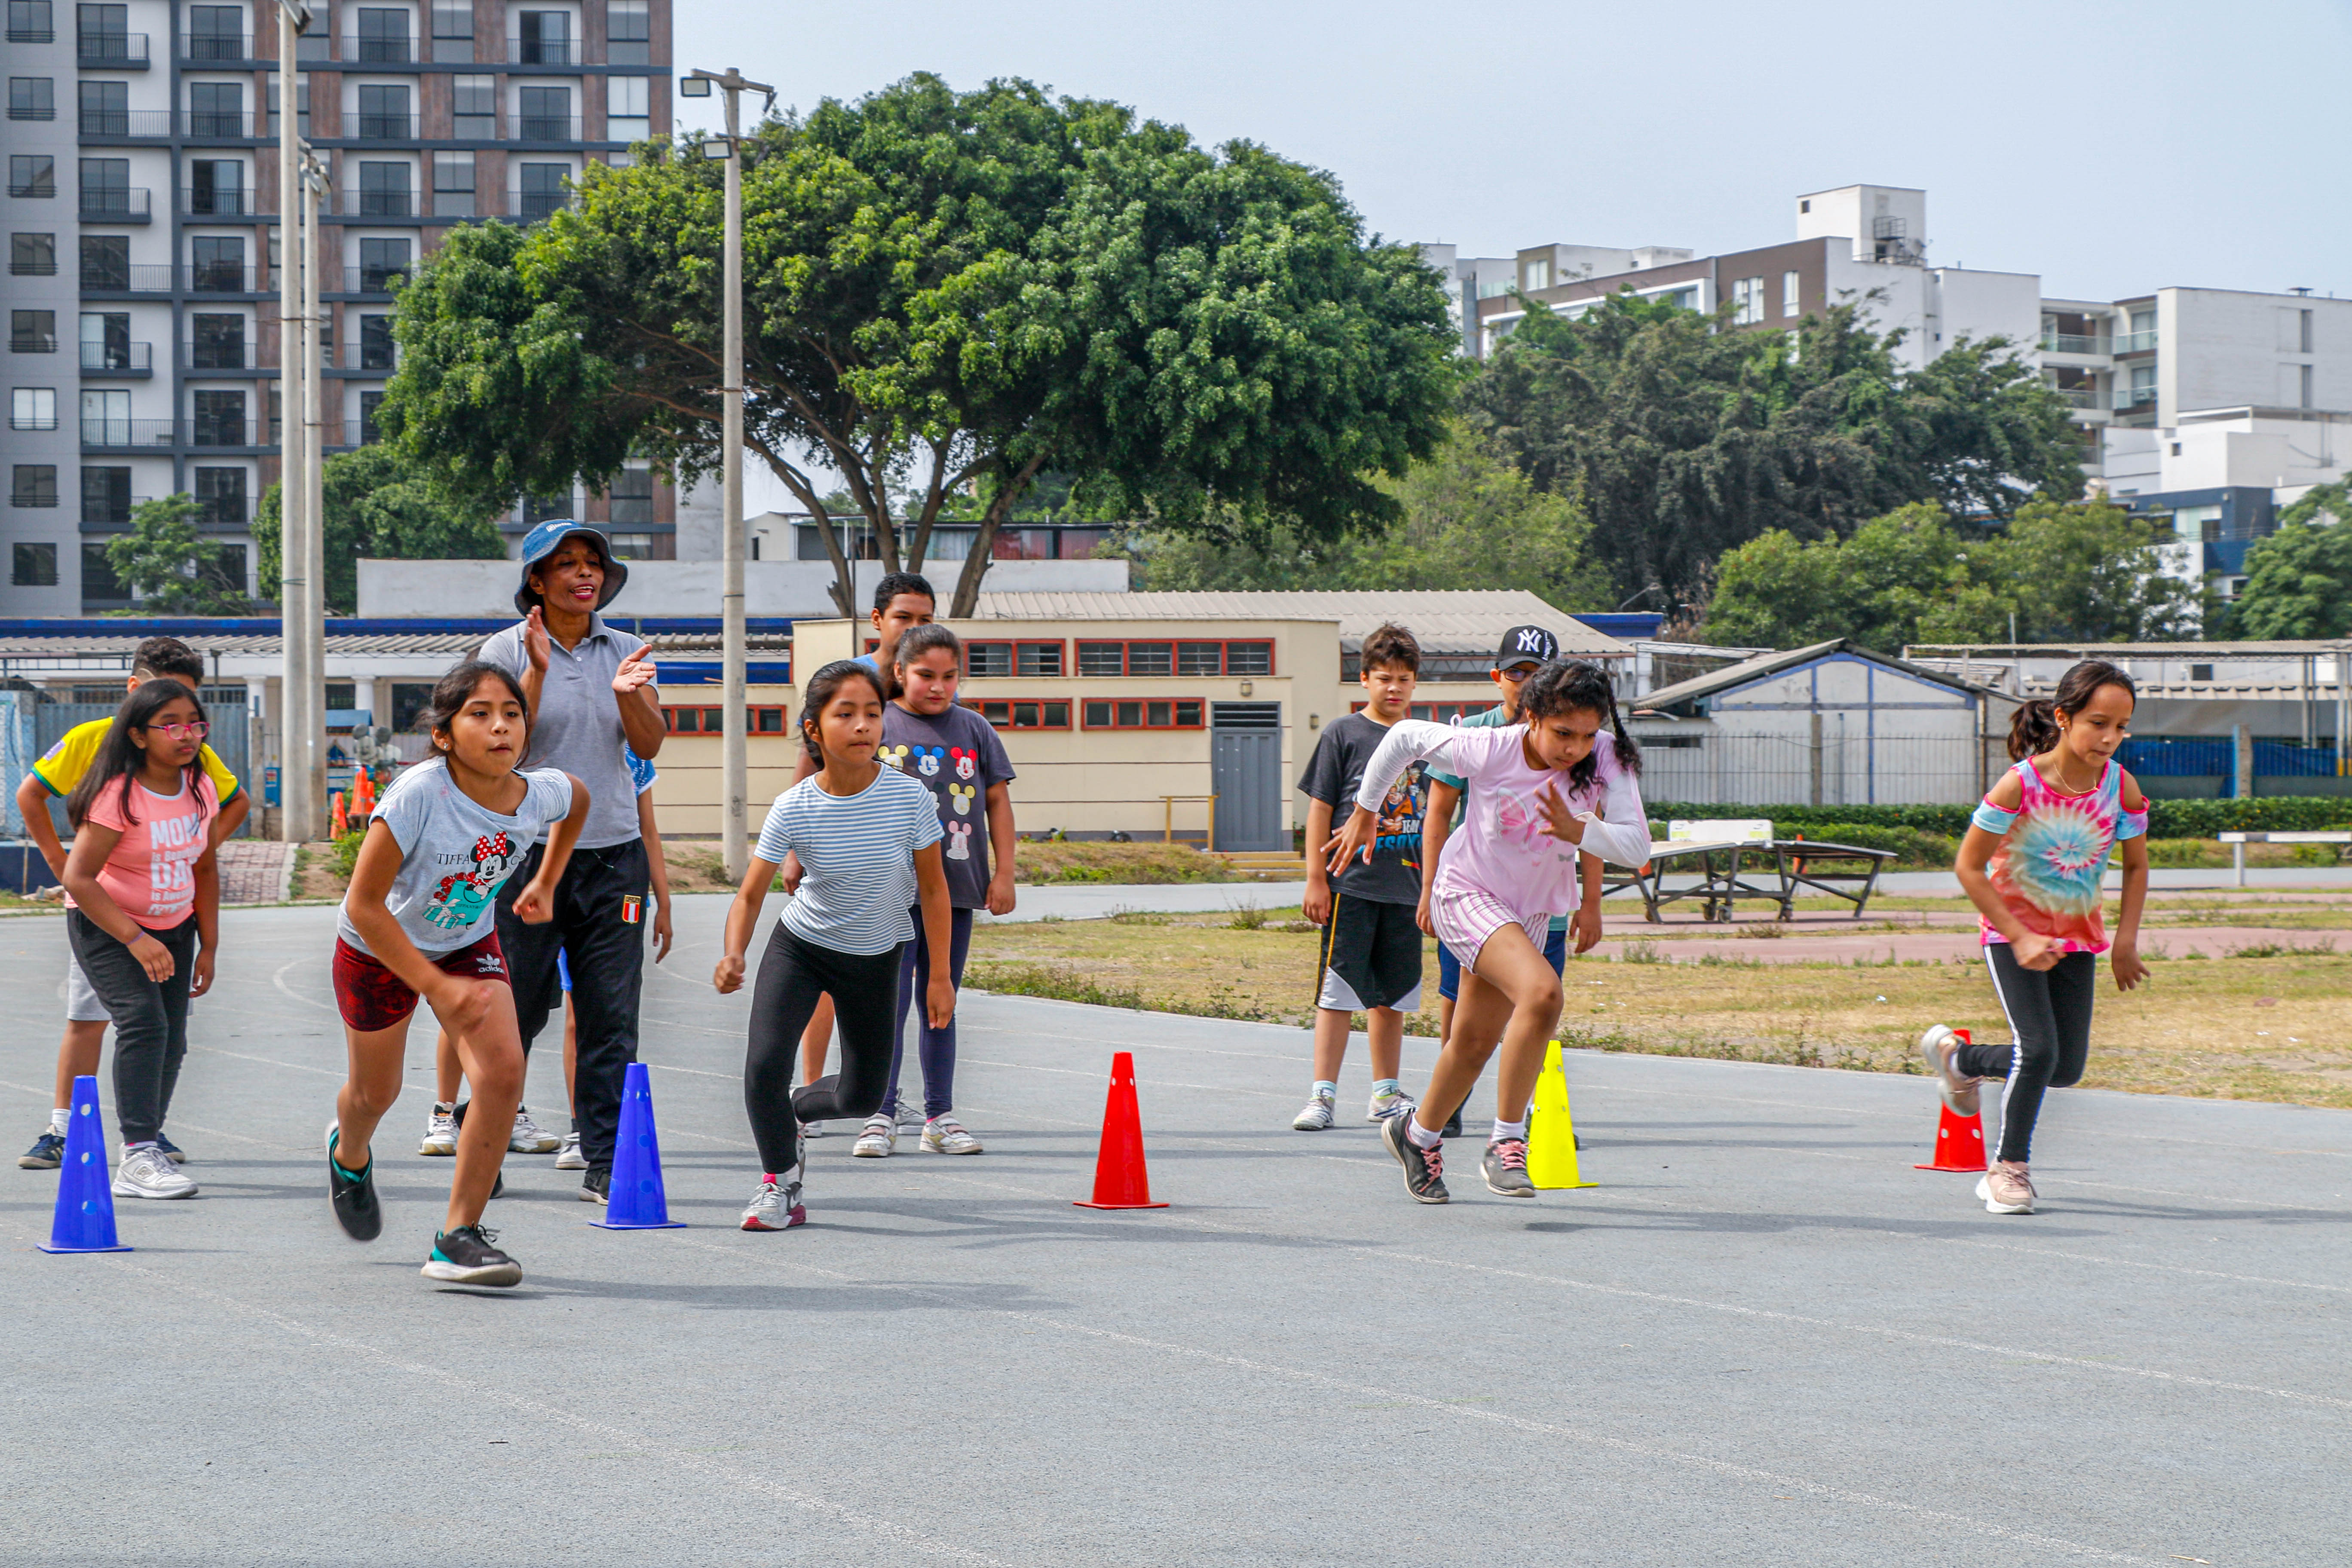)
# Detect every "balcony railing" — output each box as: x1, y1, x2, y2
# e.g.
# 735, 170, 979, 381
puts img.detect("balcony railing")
78, 108, 170, 136
6, 176, 56, 196
505, 35, 575, 64
2114, 387, 2159, 411
78, 262, 175, 292
344, 186, 416, 217
9, 255, 58, 275
189, 416, 260, 447
80, 417, 180, 448
341, 265, 410, 294
186, 339, 252, 370
2114, 329, 2158, 354
328, 418, 382, 447
8, 330, 58, 352
509, 186, 570, 223
513, 113, 582, 142
181, 186, 263, 217
184, 109, 257, 138
78, 186, 151, 222
352, 112, 419, 140
80, 340, 153, 374
187, 263, 262, 294
181, 31, 251, 60
349, 33, 413, 63
6, 21, 54, 41
2039, 331, 2107, 355
10, 412, 60, 431
83, 496, 150, 524
429, 190, 477, 218
76, 31, 149, 66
